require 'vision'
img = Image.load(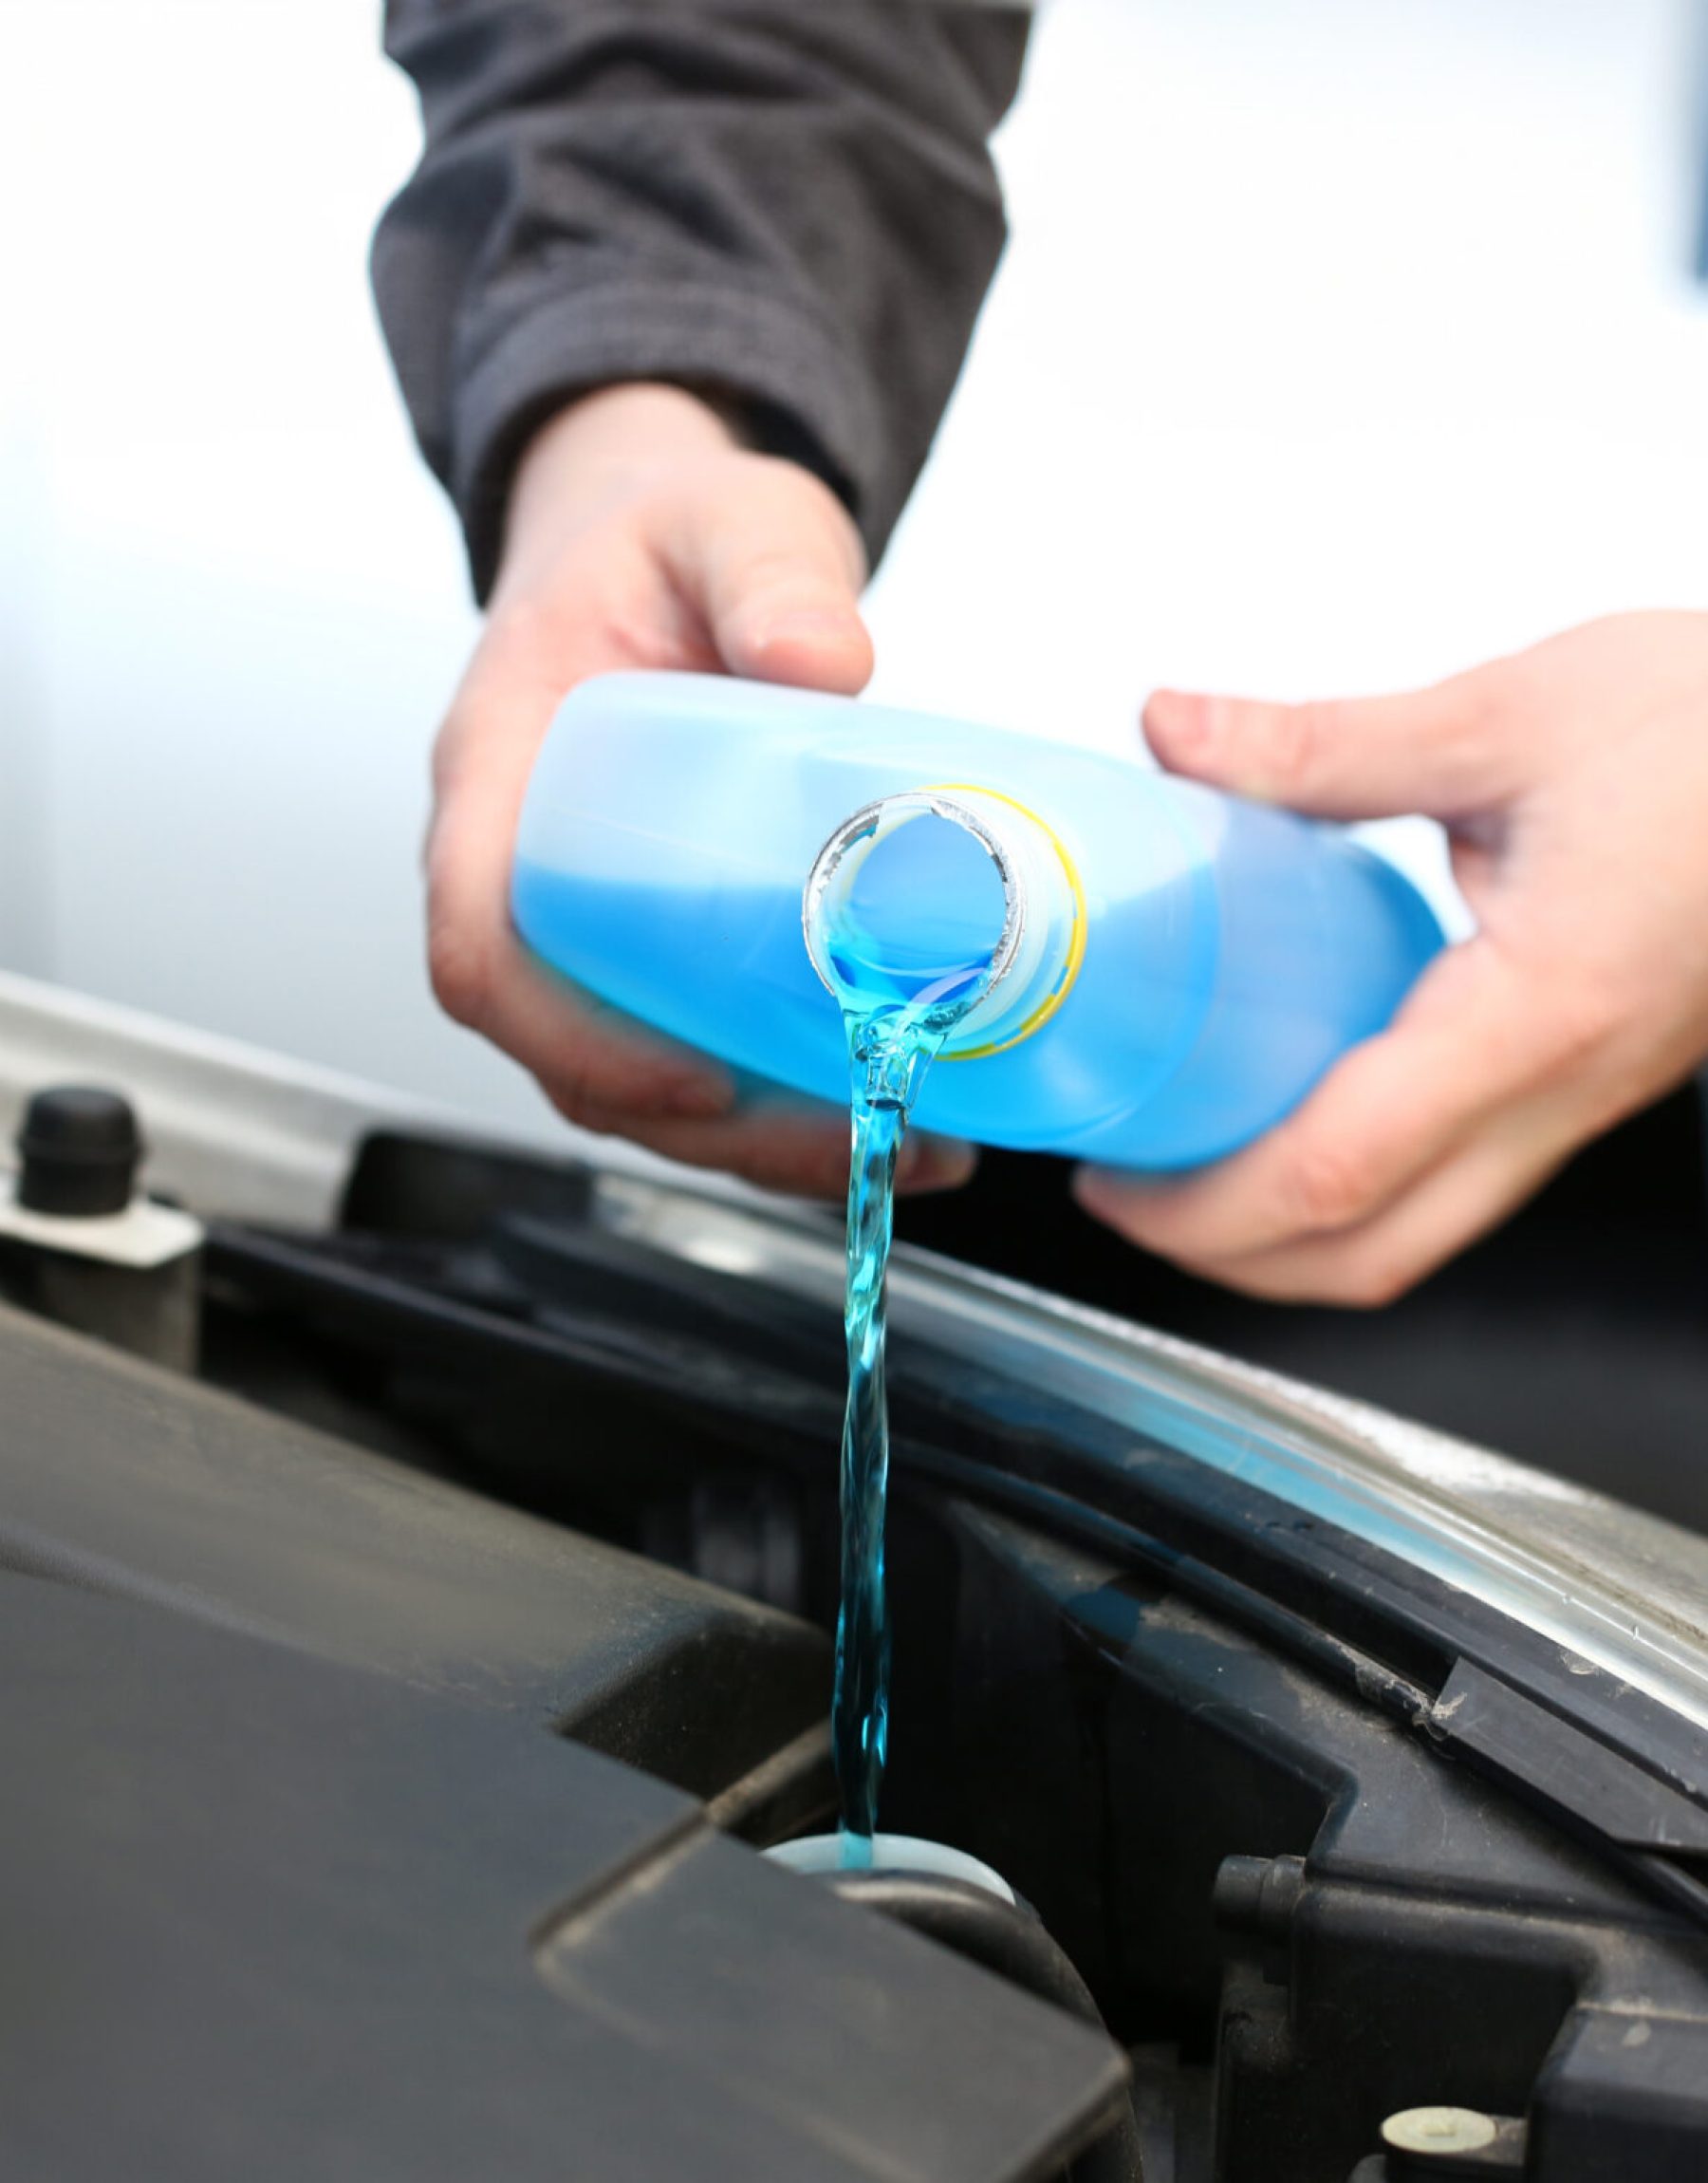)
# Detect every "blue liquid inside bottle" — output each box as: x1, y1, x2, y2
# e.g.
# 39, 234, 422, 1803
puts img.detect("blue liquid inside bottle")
511, 672, 1445, 1171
